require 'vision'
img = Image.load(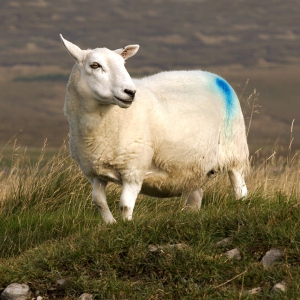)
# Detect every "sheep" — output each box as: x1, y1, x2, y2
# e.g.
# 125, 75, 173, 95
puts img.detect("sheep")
60, 34, 249, 224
